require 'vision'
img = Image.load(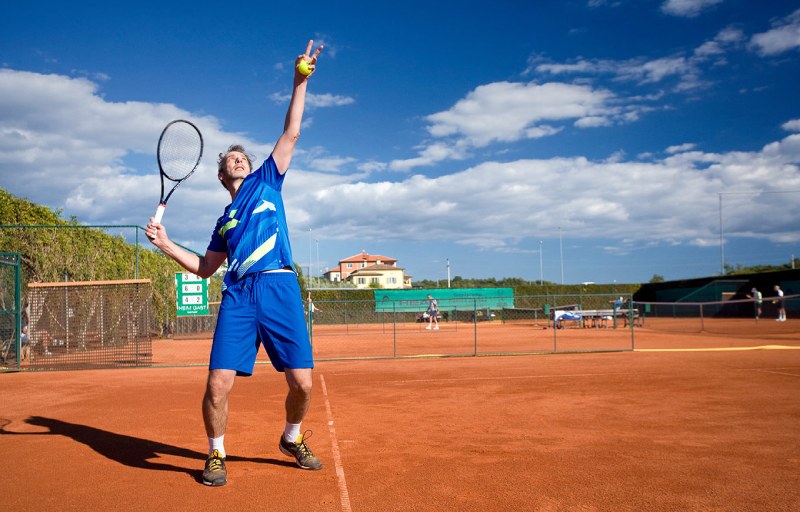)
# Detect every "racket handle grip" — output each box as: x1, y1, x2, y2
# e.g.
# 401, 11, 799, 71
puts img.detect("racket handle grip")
153, 204, 166, 224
